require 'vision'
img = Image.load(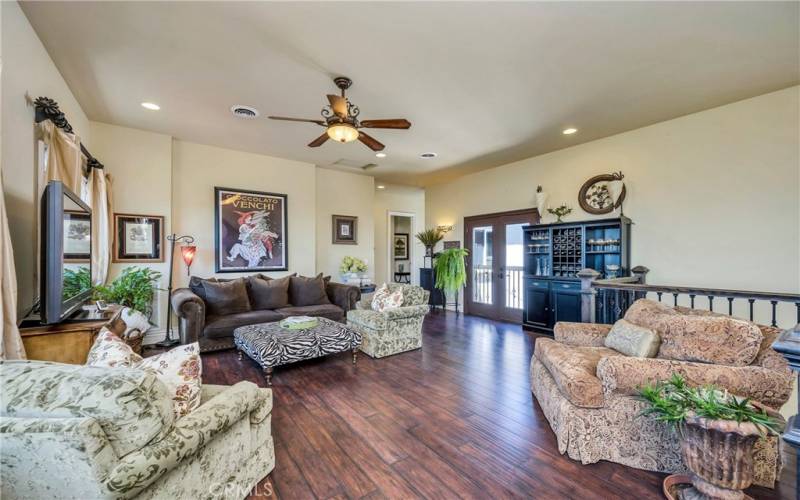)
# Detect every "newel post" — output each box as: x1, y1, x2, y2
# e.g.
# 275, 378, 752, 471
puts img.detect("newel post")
578, 268, 601, 323
772, 324, 800, 494
631, 265, 650, 284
